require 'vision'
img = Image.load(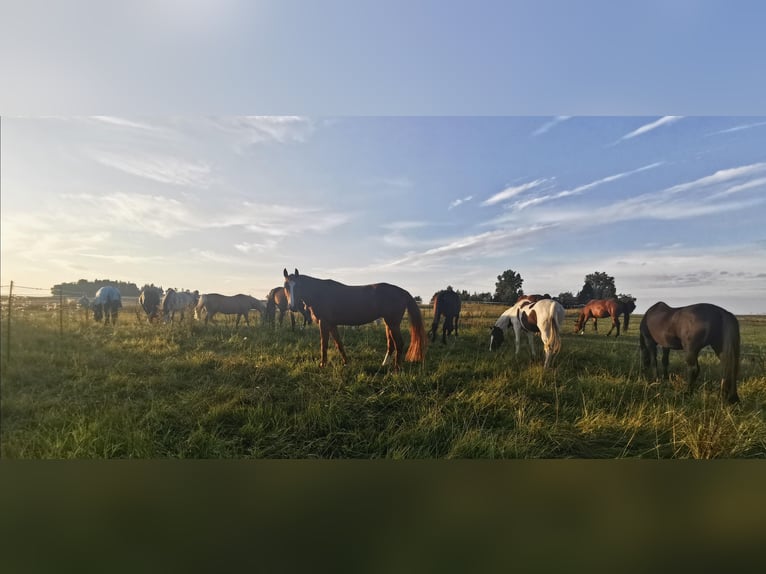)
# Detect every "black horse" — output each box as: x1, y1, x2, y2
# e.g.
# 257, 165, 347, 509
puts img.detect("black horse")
639, 301, 740, 404
428, 287, 461, 344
